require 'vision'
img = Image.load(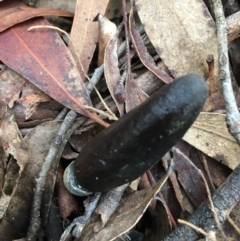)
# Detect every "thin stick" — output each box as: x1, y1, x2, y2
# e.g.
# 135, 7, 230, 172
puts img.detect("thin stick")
121, 0, 132, 103
178, 219, 217, 241
227, 215, 240, 236
60, 193, 102, 240
26, 111, 78, 240
196, 168, 227, 240
84, 75, 118, 120
122, 0, 132, 79
210, 0, 240, 144
84, 105, 118, 120
28, 25, 71, 39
